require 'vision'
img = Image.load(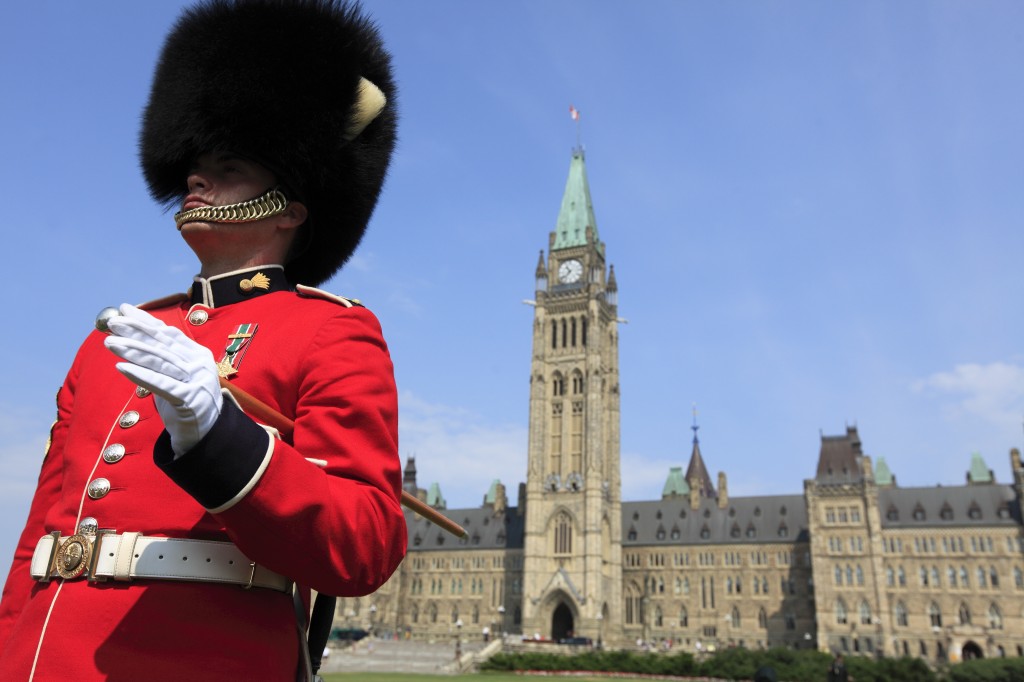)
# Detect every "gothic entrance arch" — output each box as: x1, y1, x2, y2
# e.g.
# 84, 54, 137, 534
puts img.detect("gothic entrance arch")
552, 602, 574, 642
962, 641, 983, 660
